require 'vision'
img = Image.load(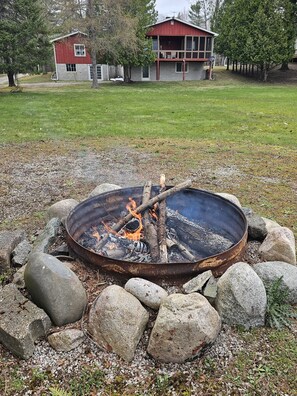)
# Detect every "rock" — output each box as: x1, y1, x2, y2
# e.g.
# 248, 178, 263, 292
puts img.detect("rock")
88, 285, 149, 362
216, 193, 242, 208
124, 278, 168, 310
24, 252, 87, 326
262, 217, 281, 233
259, 227, 296, 265
147, 293, 221, 363
253, 261, 297, 304
47, 199, 79, 221
0, 230, 25, 273
12, 264, 27, 288
242, 207, 267, 241
12, 239, 31, 267
48, 329, 85, 352
215, 262, 267, 329
183, 270, 213, 294
87, 183, 121, 199
32, 218, 61, 254
203, 275, 218, 299
0, 284, 51, 359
